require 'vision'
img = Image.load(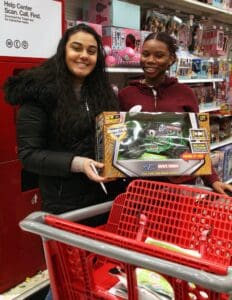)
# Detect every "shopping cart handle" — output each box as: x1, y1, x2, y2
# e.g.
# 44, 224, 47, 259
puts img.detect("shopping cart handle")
181, 184, 213, 192
59, 200, 113, 221
20, 207, 232, 294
